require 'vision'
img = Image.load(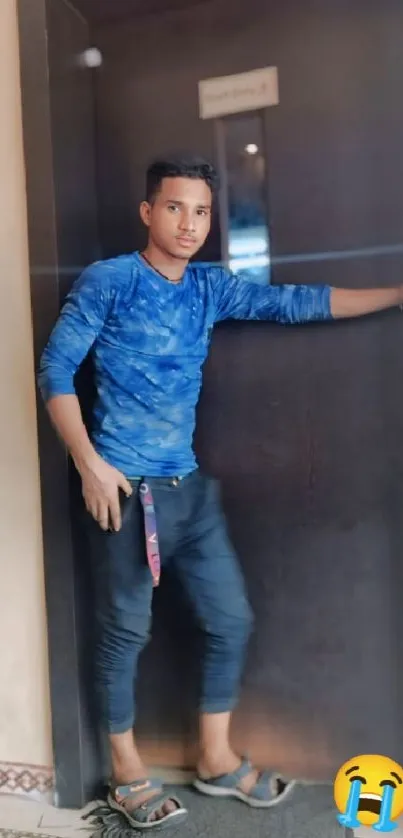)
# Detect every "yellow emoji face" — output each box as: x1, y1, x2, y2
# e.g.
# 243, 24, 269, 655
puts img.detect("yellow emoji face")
334, 754, 403, 828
